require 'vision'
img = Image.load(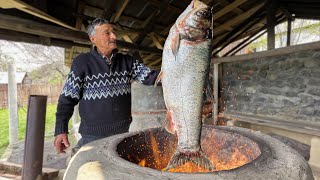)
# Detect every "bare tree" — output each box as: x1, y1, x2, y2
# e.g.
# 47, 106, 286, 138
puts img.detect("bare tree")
249, 19, 320, 51
0, 40, 68, 84
0, 48, 14, 71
